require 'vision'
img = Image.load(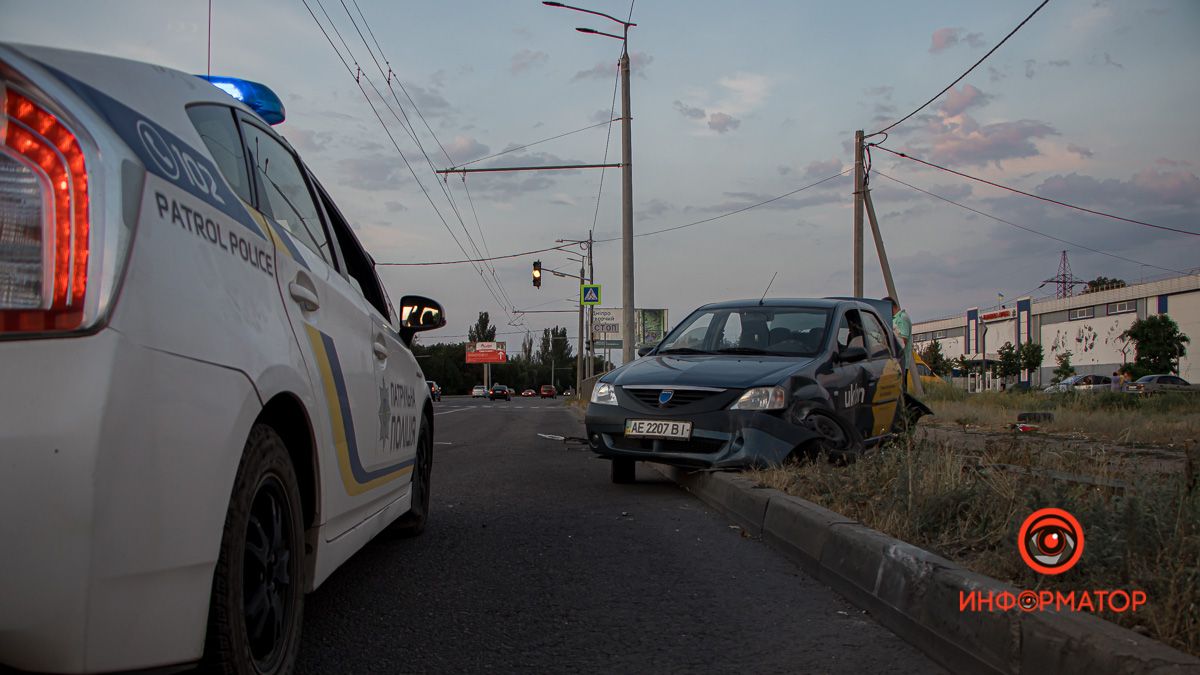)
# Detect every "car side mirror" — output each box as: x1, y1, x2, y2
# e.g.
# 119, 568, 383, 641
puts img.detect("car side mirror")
838, 345, 868, 363
398, 295, 446, 344
637, 346, 655, 357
